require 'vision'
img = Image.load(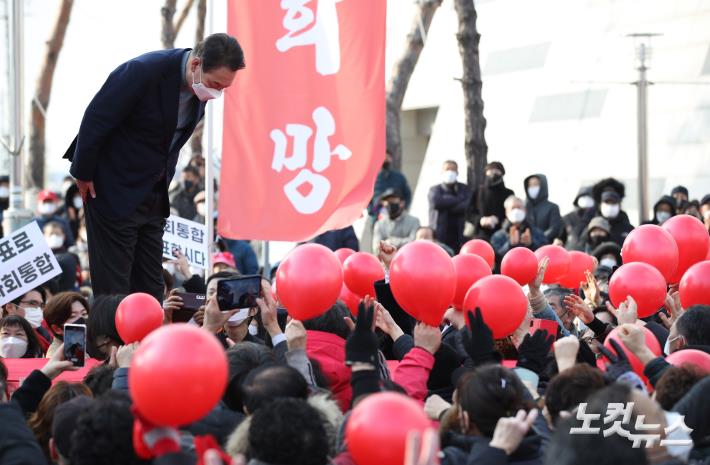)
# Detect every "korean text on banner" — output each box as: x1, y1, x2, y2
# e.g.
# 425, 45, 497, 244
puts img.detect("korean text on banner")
0, 221, 62, 306
163, 215, 208, 269
220, 0, 386, 241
